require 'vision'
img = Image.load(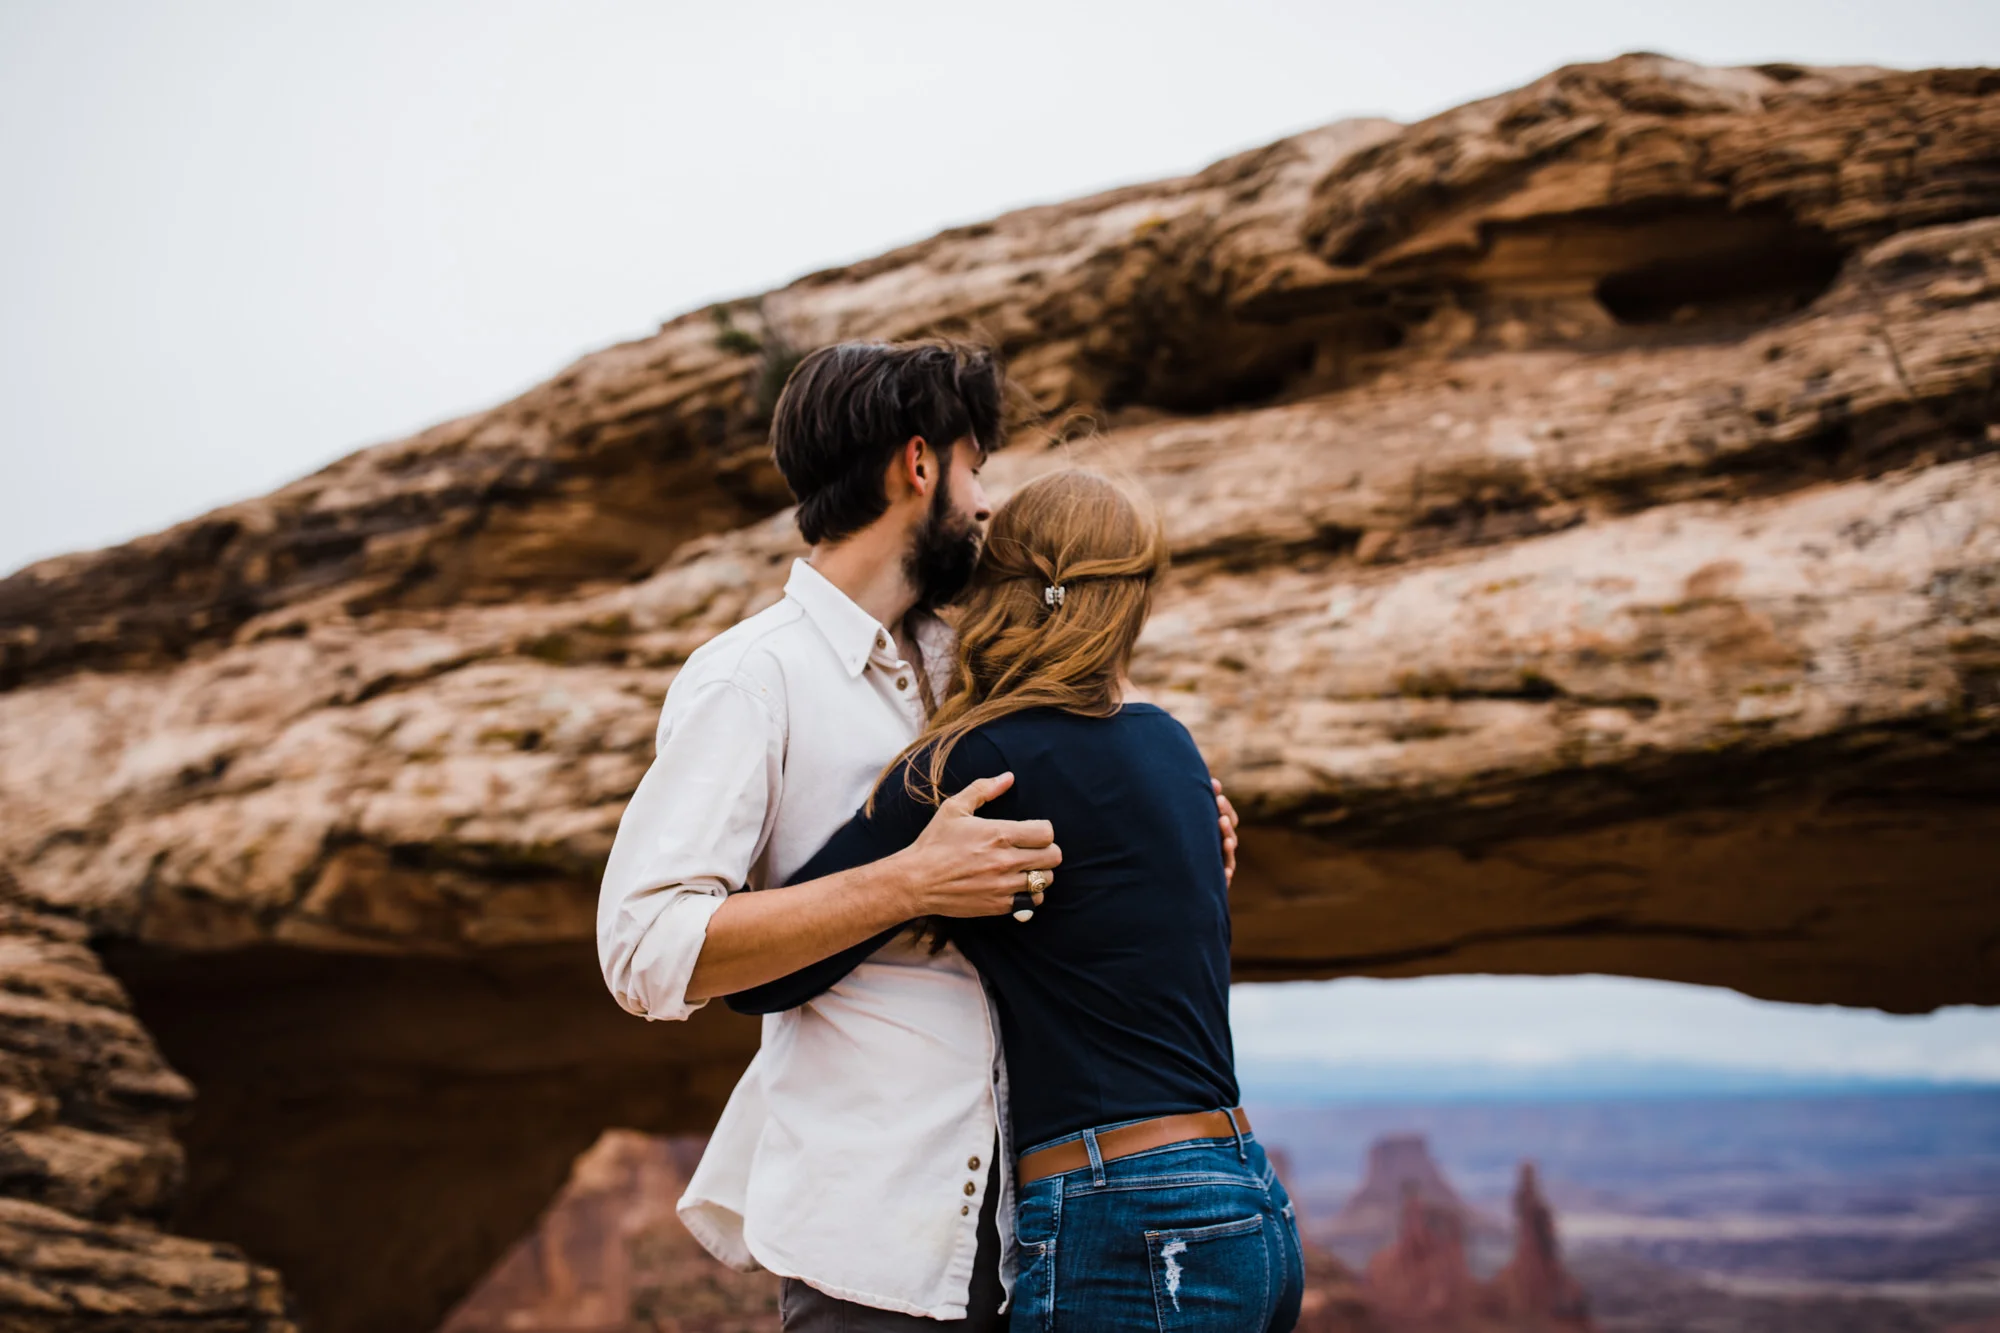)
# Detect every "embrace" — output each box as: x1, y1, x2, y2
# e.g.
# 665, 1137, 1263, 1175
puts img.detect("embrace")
598, 341, 1304, 1331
